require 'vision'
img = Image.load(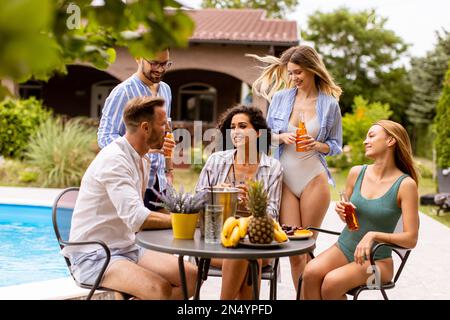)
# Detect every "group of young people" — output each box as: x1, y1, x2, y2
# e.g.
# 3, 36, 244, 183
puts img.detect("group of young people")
65, 45, 420, 300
